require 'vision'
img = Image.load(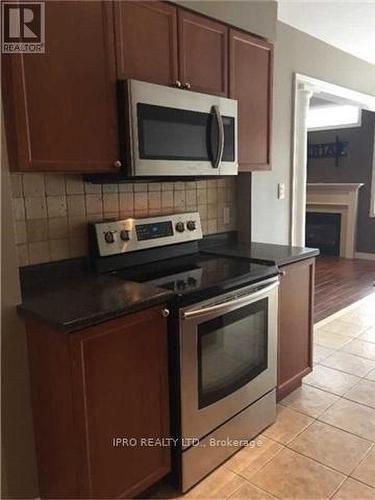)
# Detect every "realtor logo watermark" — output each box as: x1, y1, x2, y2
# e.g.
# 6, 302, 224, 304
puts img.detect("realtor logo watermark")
2, 2, 45, 53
